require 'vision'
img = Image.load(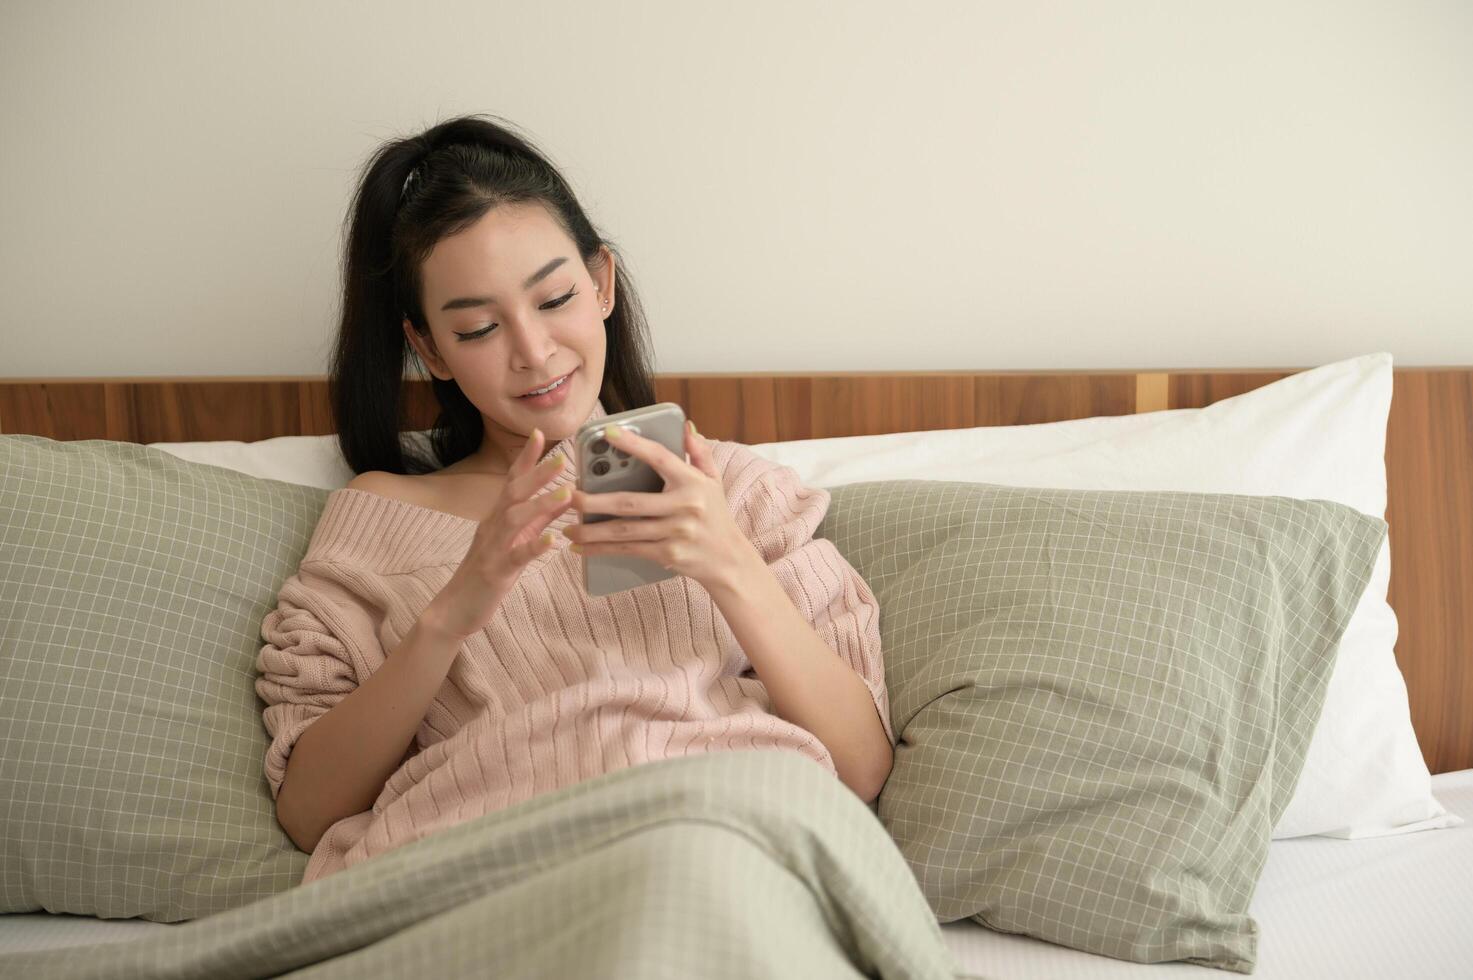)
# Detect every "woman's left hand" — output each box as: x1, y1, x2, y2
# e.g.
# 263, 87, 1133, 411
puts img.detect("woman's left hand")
563, 420, 755, 591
